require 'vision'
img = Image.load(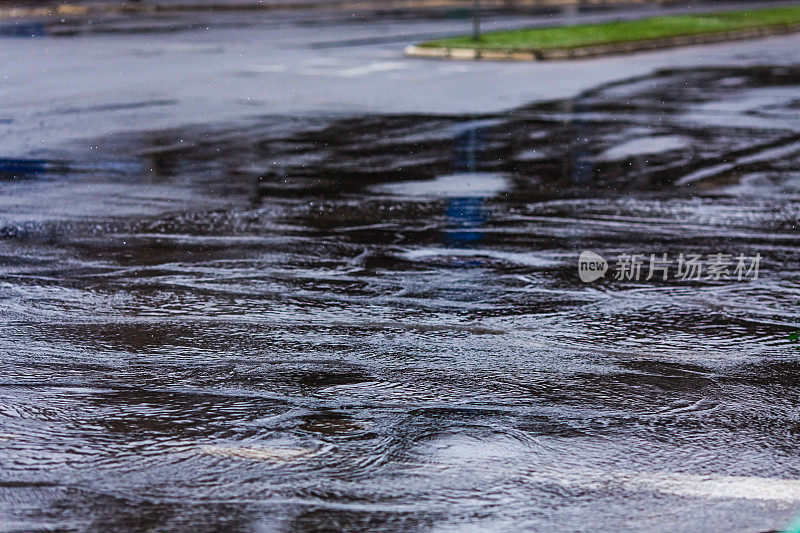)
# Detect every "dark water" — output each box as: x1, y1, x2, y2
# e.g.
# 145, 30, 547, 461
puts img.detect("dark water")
2, 65, 800, 532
